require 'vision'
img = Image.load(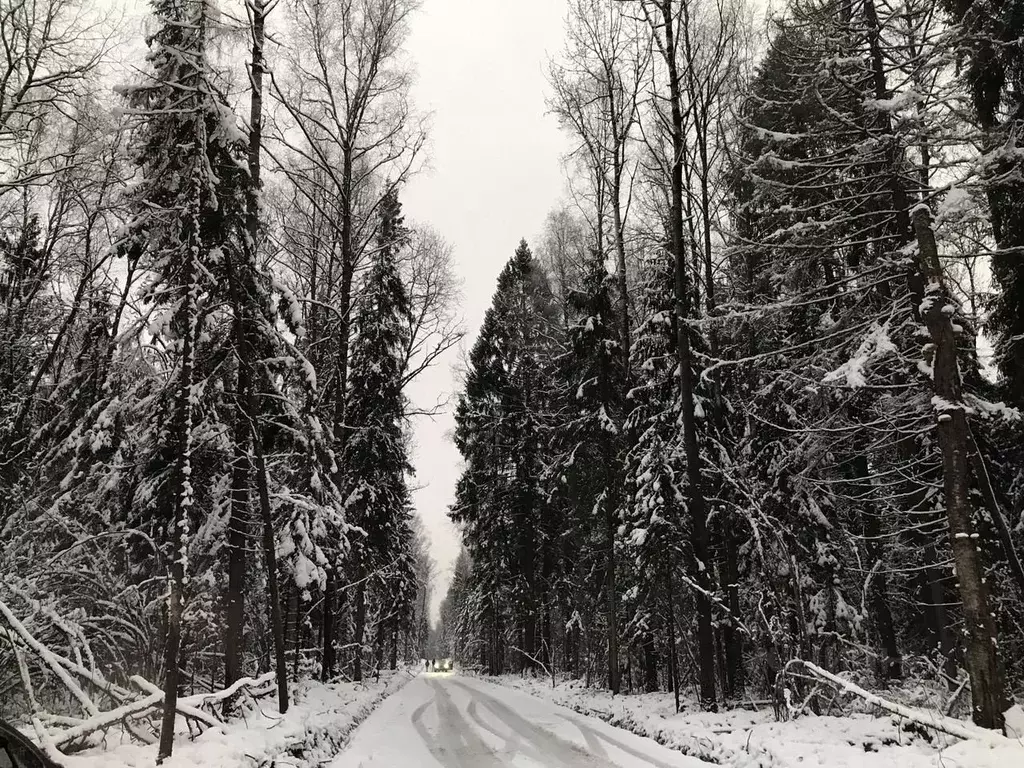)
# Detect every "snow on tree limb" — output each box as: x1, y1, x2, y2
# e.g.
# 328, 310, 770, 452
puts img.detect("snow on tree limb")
781, 660, 1013, 745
